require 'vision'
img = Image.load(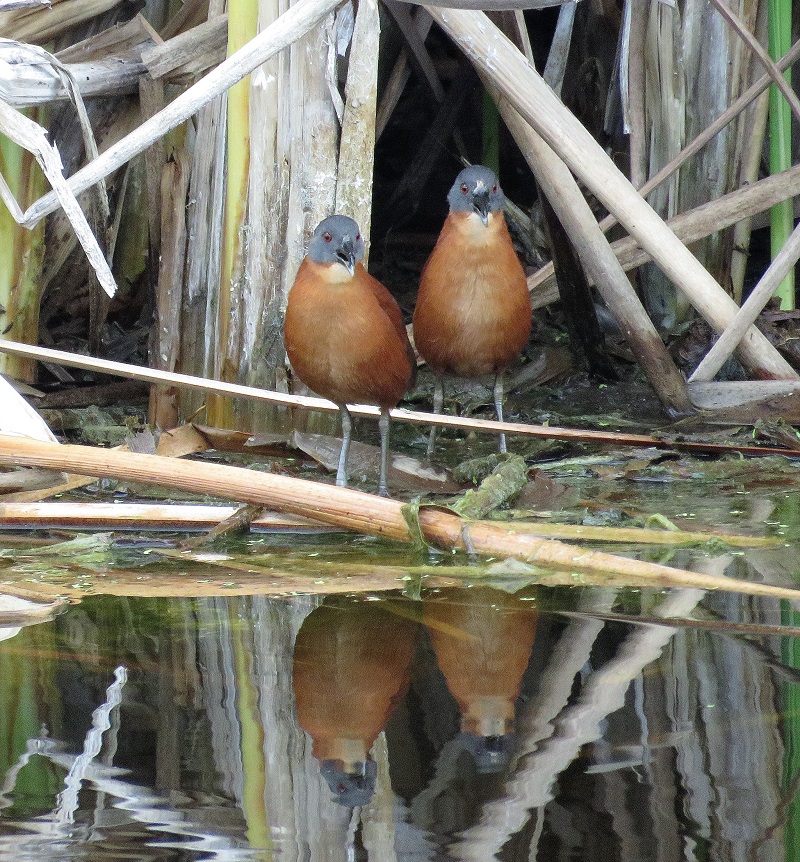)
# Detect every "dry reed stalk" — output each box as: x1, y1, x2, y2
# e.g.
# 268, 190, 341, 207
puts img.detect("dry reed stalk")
0, 499, 780, 548
0, 0, 124, 42
624, 0, 647, 188
0, 501, 329, 530
731, 85, 770, 304
282, 8, 338, 292
489, 84, 692, 416
528, 163, 800, 299
1, 421, 210, 503
179, 4, 226, 425
141, 15, 228, 80
2, 52, 147, 109
688, 380, 800, 410
2, 434, 799, 601
229, 0, 290, 430
149, 150, 191, 428
7, 337, 800, 456
375, 8, 433, 138
0, 0, 51, 9
690, 222, 800, 381
640, 1, 756, 327
334, 0, 380, 258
